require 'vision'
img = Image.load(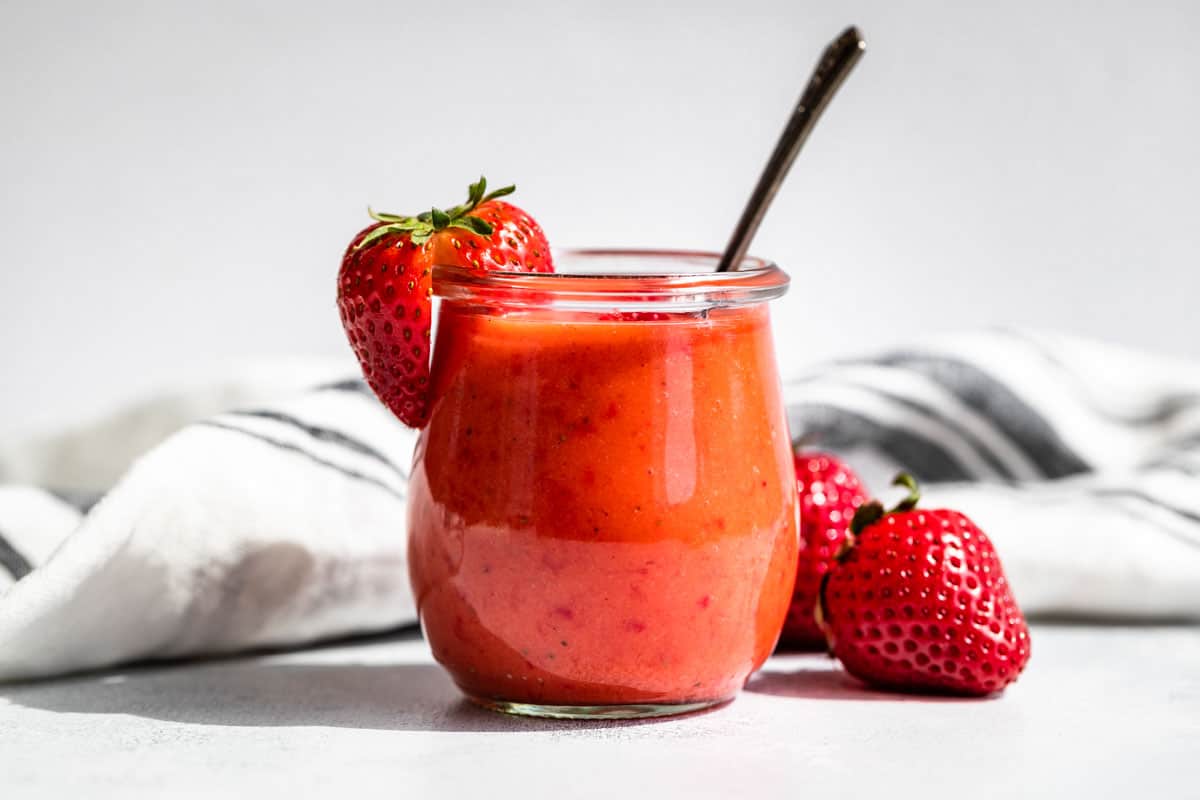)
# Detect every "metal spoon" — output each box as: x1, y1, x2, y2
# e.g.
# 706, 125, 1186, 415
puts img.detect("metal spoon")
715, 26, 866, 272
